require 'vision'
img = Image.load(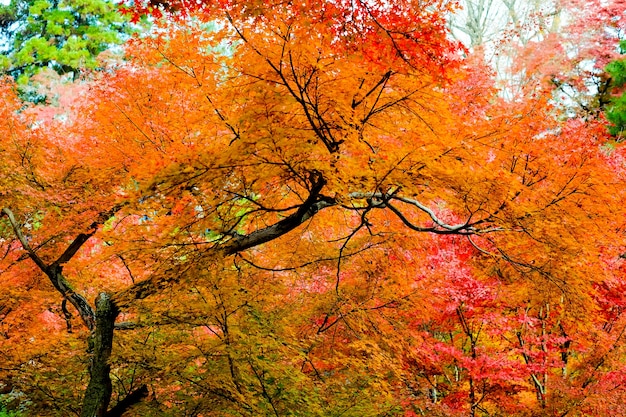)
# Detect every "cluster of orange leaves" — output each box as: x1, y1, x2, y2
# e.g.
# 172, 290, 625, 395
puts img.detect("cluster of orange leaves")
1, 1, 626, 416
